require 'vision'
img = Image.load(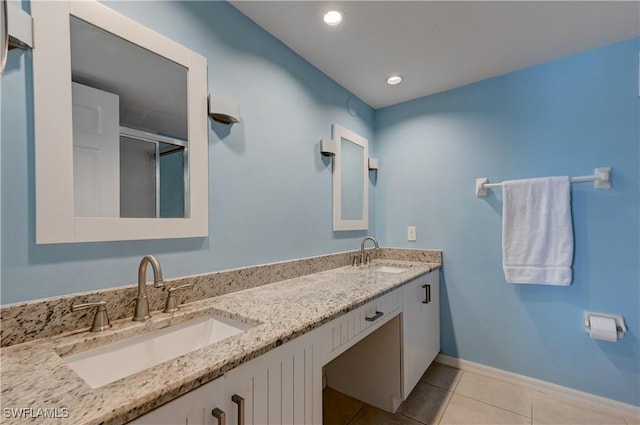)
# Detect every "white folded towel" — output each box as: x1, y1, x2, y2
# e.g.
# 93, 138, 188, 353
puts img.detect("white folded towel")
502, 176, 573, 285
